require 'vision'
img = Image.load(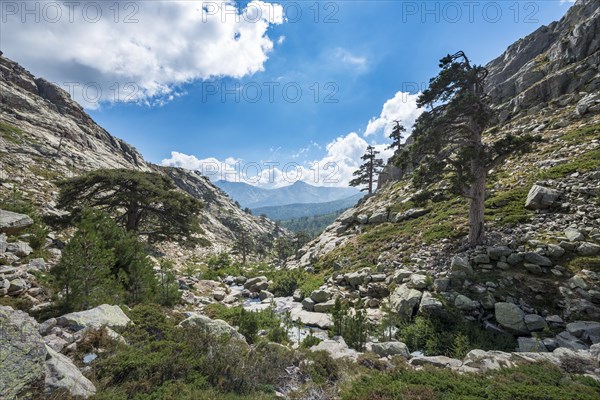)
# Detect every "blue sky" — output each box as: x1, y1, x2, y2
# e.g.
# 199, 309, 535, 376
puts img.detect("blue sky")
1, 1, 573, 187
